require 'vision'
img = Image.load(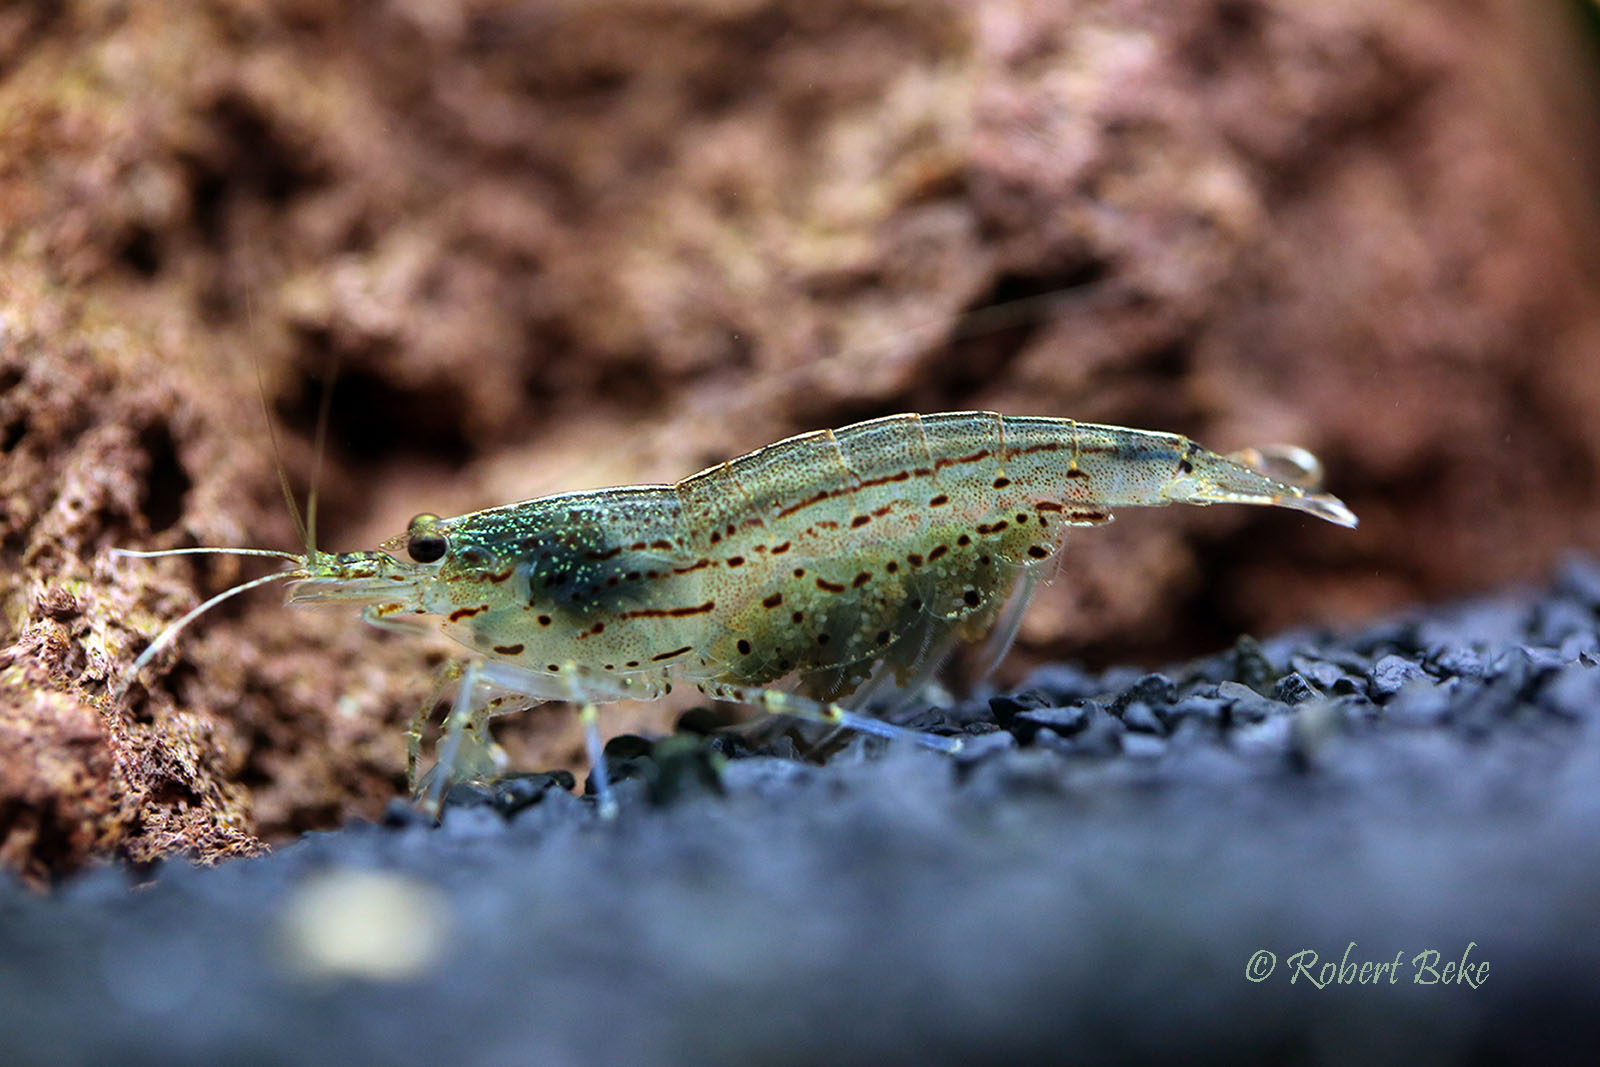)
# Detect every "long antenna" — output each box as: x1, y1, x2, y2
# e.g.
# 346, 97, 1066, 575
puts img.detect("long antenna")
114, 566, 310, 695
